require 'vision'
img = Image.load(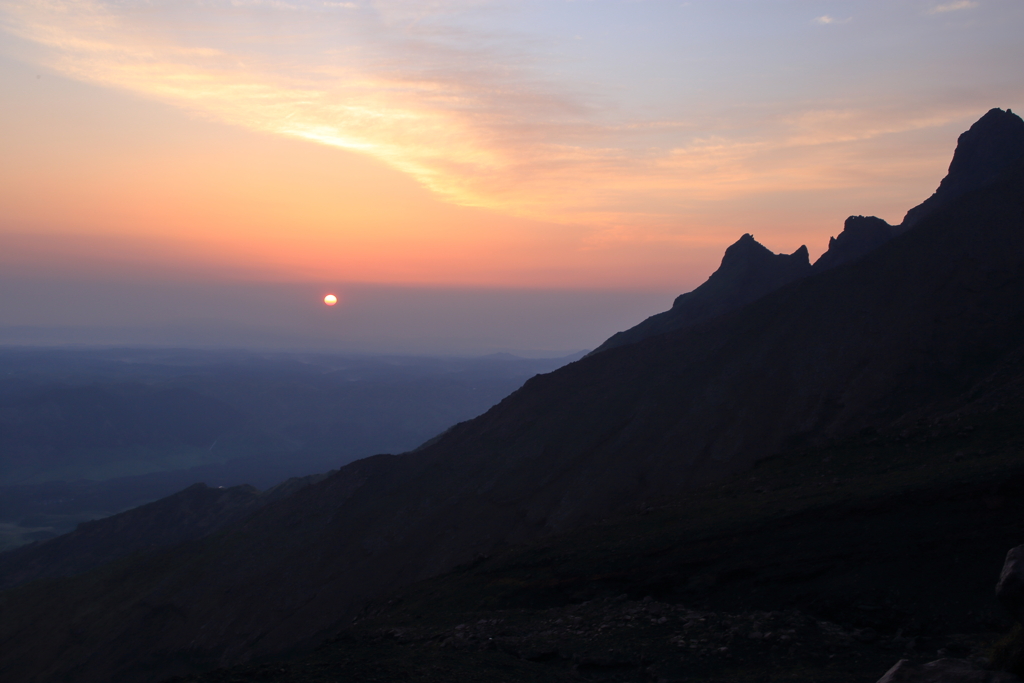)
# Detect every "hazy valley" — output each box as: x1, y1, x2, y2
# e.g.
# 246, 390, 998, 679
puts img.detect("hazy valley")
0, 349, 583, 551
